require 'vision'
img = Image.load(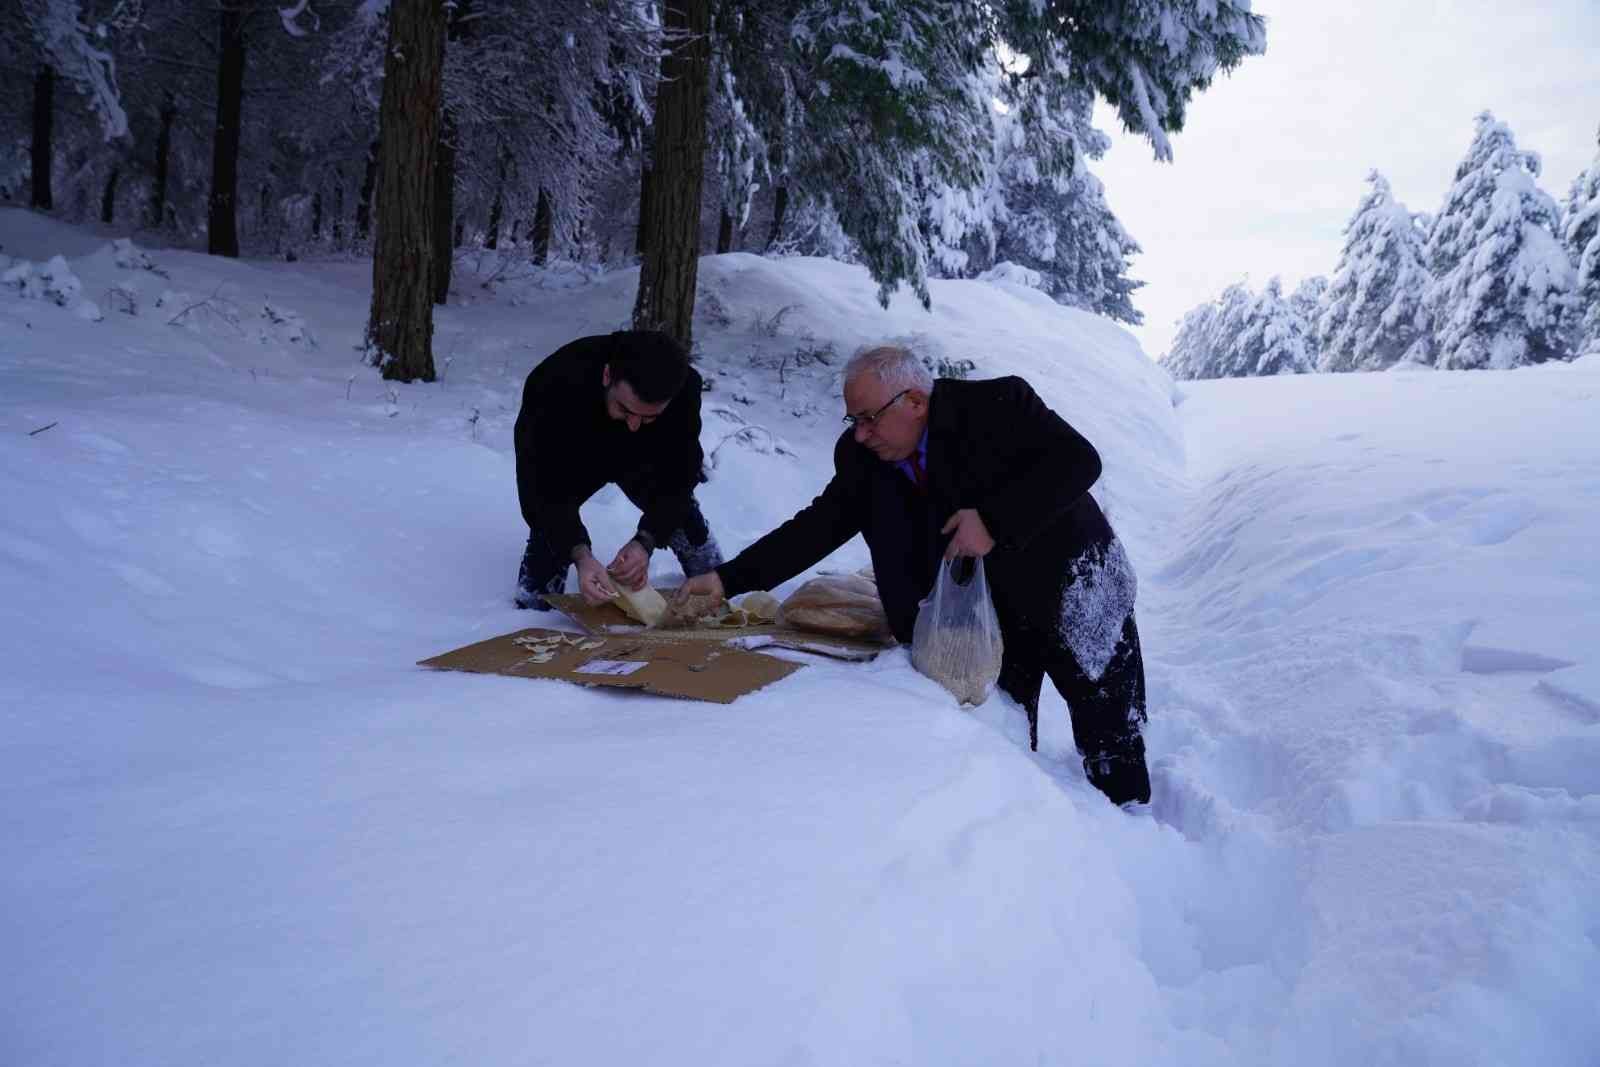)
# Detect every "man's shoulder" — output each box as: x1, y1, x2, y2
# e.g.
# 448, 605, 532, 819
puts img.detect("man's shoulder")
936, 373, 1031, 396
681, 364, 704, 402
933, 374, 1036, 419
528, 334, 609, 386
